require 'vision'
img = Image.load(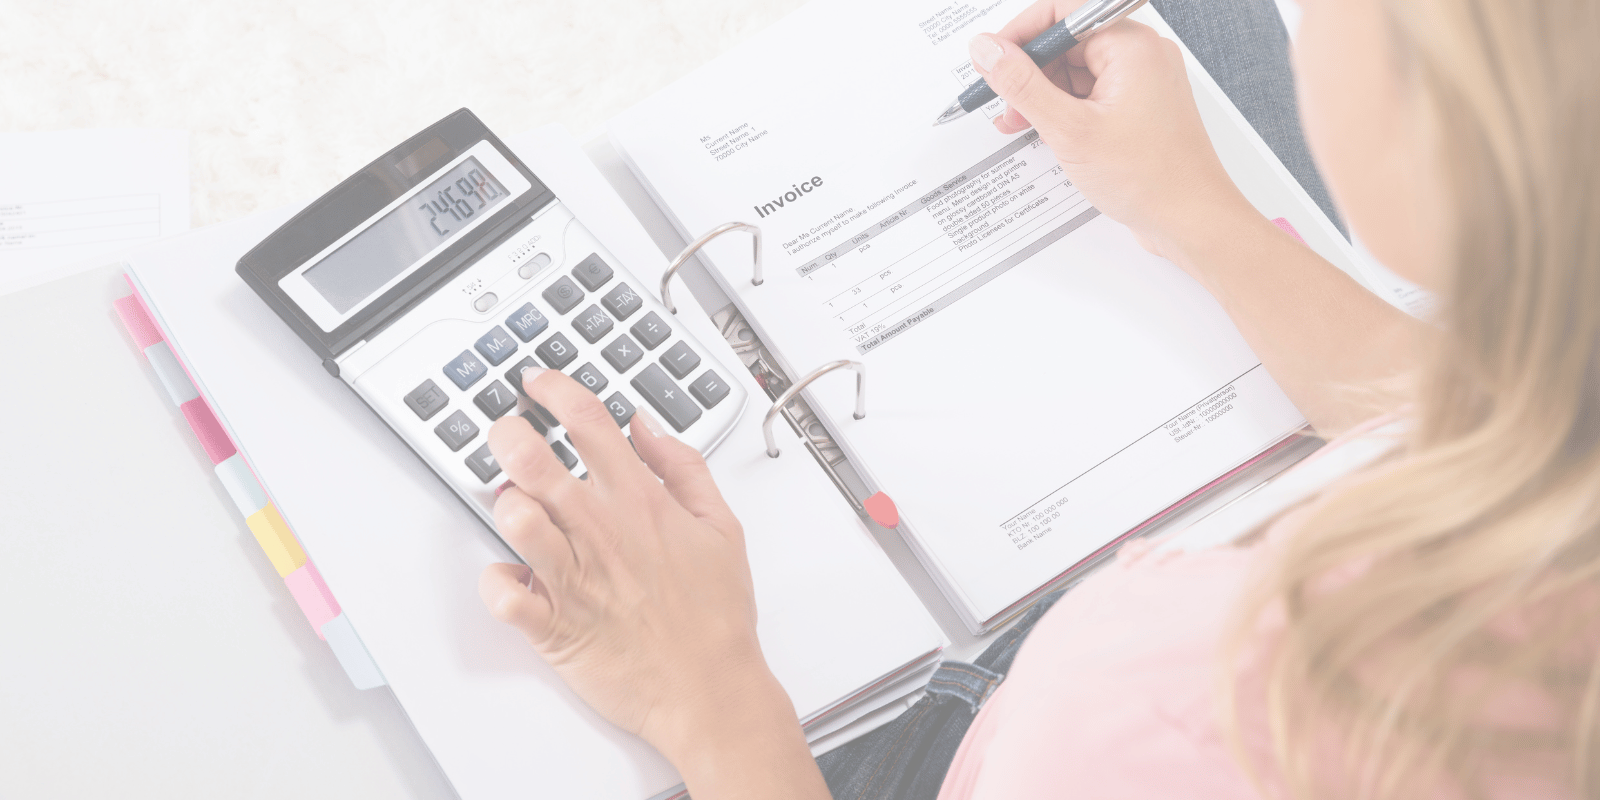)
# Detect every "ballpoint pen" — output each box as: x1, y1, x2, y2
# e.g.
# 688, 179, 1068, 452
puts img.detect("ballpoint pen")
934, 0, 1150, 126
